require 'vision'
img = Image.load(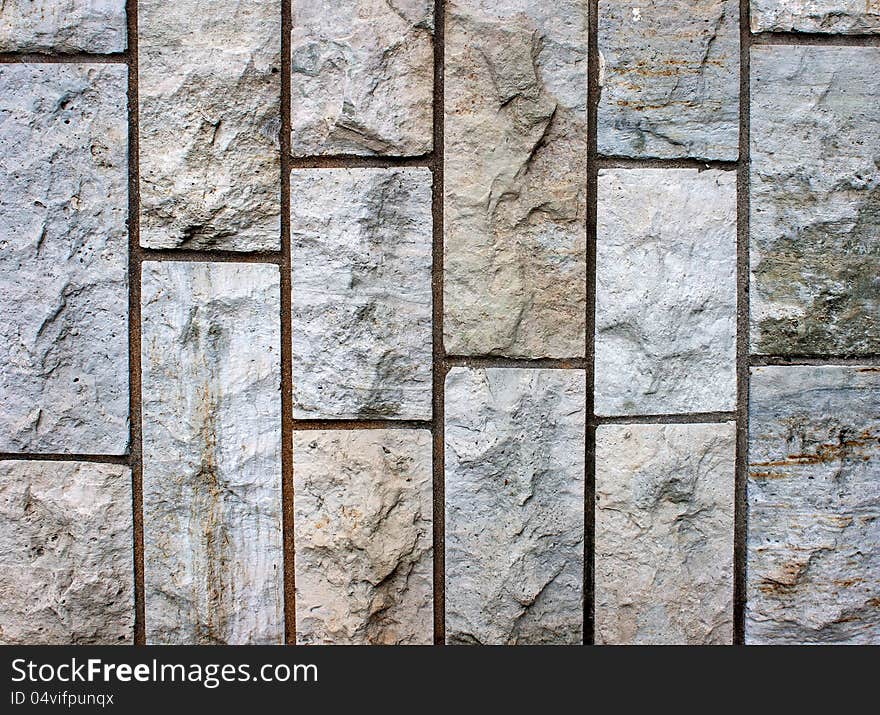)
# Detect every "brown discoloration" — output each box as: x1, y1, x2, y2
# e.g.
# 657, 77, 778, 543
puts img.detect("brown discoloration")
188, 321, 232, 645
751, 428, 878, 469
